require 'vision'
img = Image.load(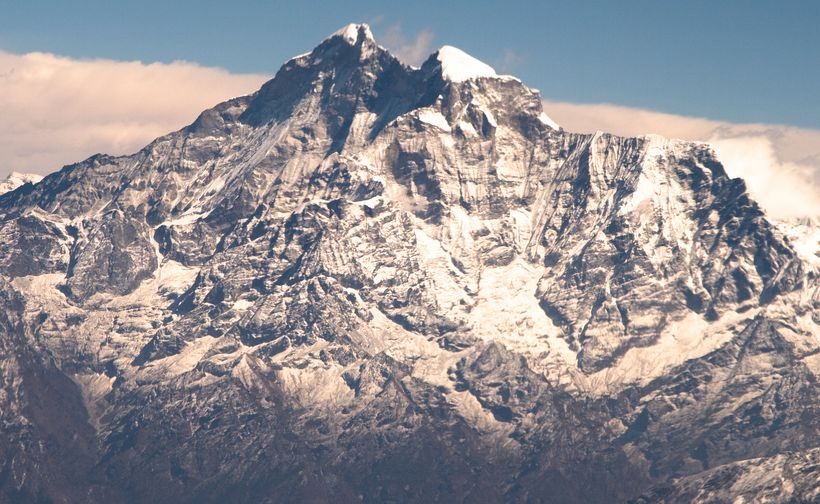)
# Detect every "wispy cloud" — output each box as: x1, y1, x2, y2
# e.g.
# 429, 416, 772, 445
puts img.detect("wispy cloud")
379, 24, 435, 66
0, 50, 268, 177
496, 49, 524, 73
544, 100, 820, 219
